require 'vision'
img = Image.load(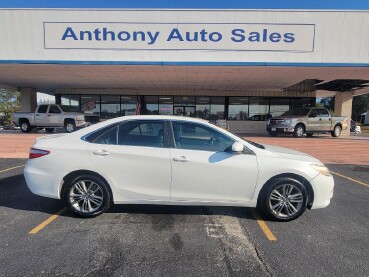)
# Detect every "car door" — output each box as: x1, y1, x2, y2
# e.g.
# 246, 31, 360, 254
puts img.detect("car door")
34, 105, 49, 126
307, 109, 320, 131
88, 120, 171, 201
169, 121, 258, 203
318, 109, 332, 131
47, 105, 62, 126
